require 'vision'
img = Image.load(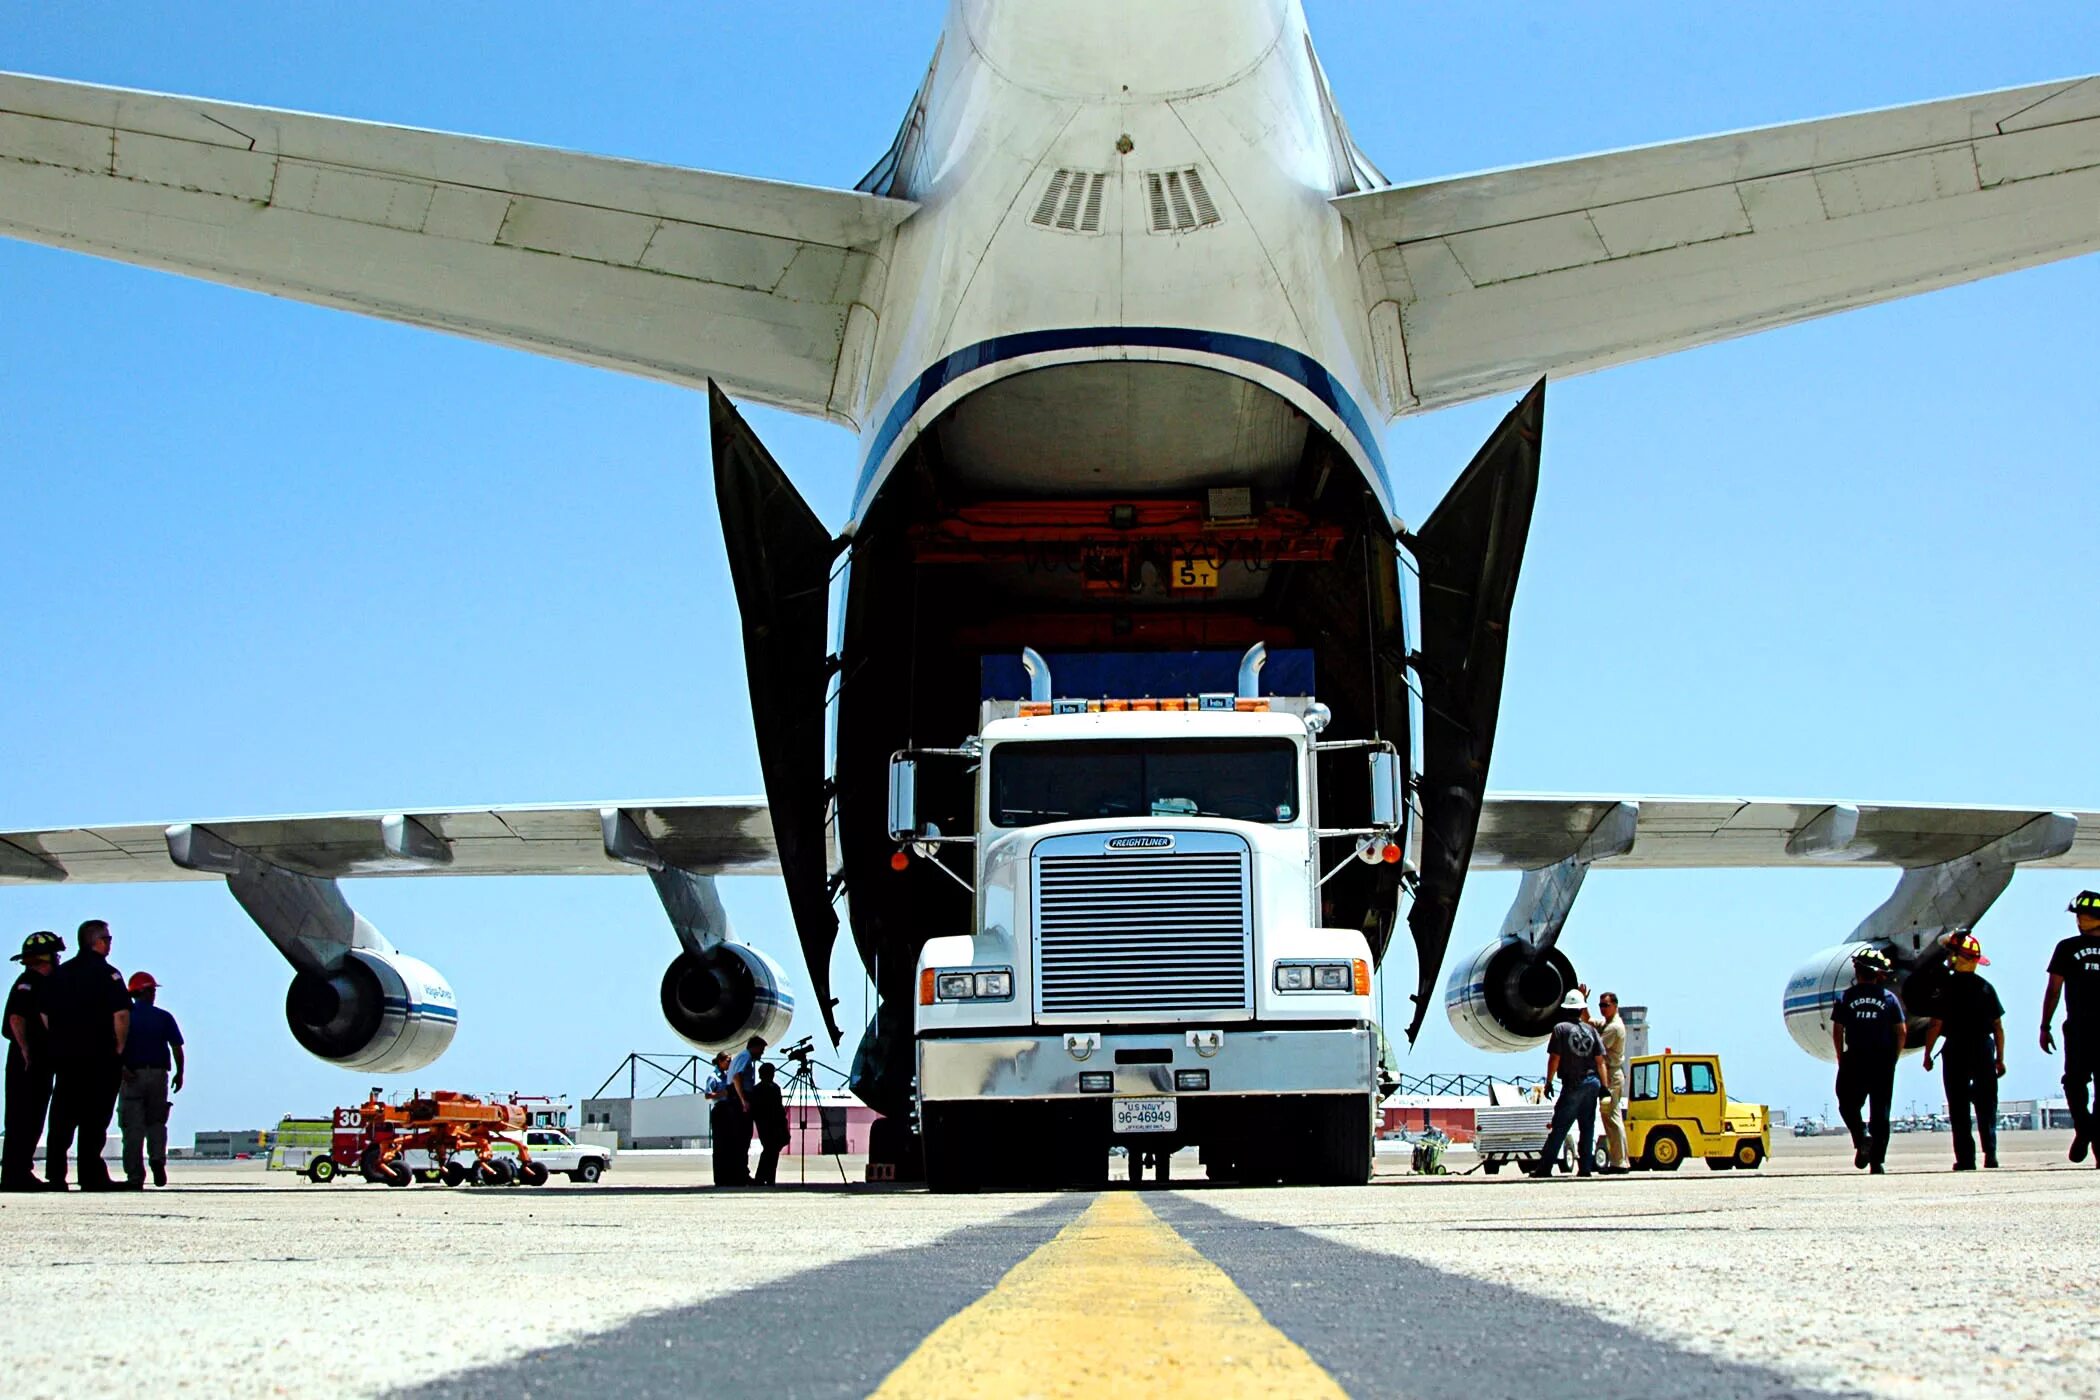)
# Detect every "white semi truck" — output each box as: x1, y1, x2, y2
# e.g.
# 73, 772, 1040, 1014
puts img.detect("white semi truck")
890, 645, 1404, 1191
